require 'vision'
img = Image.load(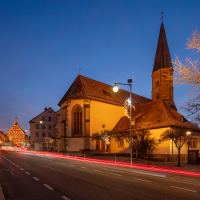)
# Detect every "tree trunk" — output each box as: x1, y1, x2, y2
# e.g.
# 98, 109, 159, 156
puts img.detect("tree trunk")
178, 148, 180, 167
